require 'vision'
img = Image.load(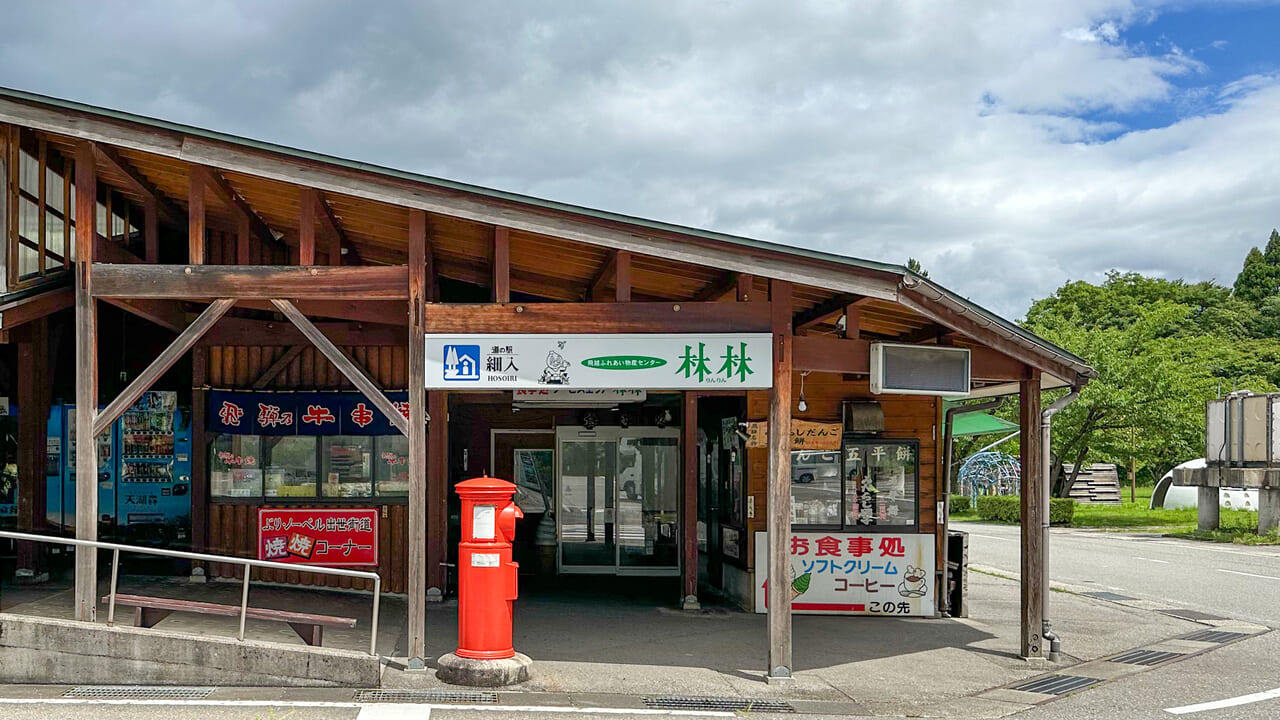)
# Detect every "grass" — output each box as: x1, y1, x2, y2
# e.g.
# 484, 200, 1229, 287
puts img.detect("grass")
953, 485, 1280, 544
